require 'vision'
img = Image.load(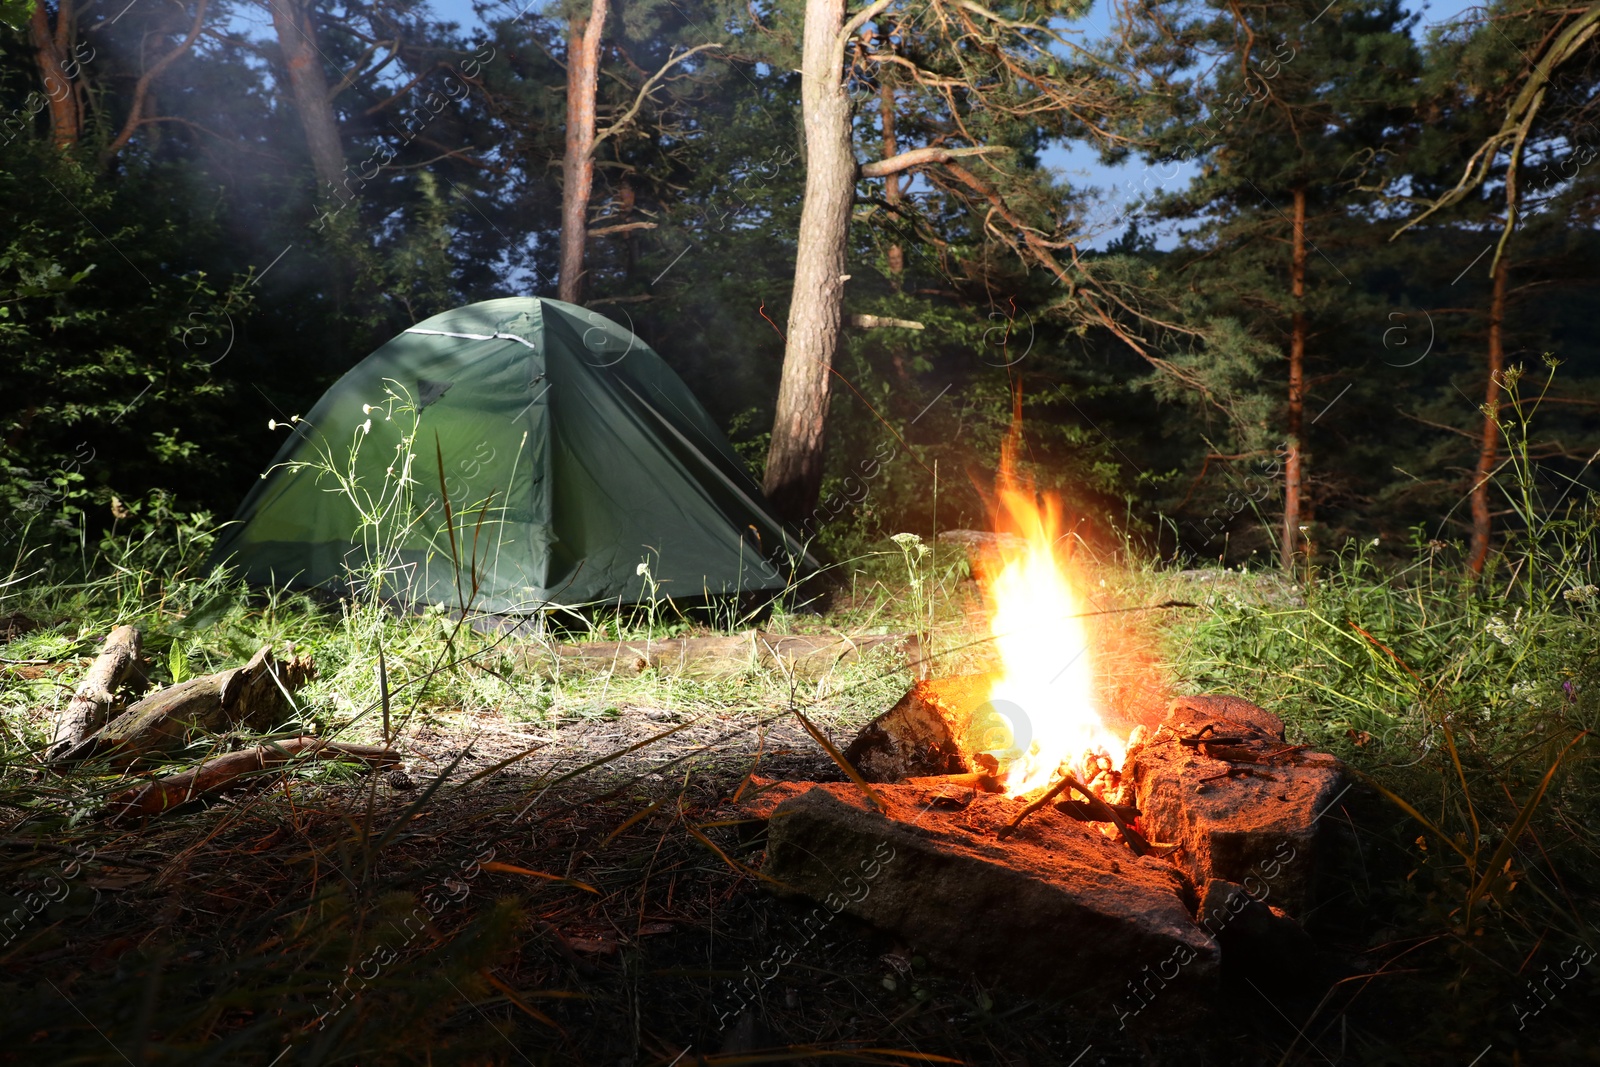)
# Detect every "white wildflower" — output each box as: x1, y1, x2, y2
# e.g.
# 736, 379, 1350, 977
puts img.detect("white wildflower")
1485, 614, 1515, 647
891, 532, 930, 558
360, 419, 372, 435
636, 562, 650, 576
1563, 584, 1598, 605
363, 403, 373, 414
1370, 537, 1380, 547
